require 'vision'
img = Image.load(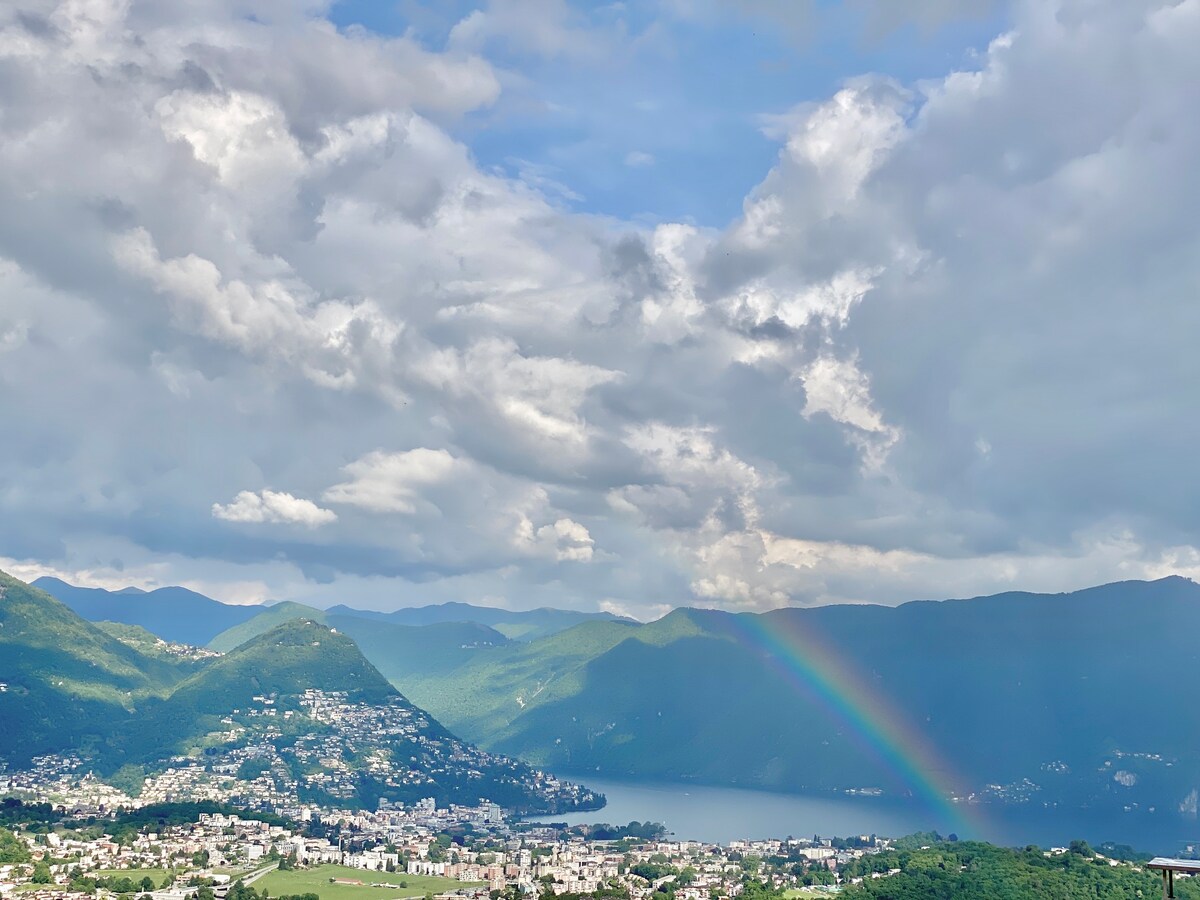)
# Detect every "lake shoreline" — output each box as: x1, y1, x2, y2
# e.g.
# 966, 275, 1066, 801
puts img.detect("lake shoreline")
522, 774, 1200, 855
